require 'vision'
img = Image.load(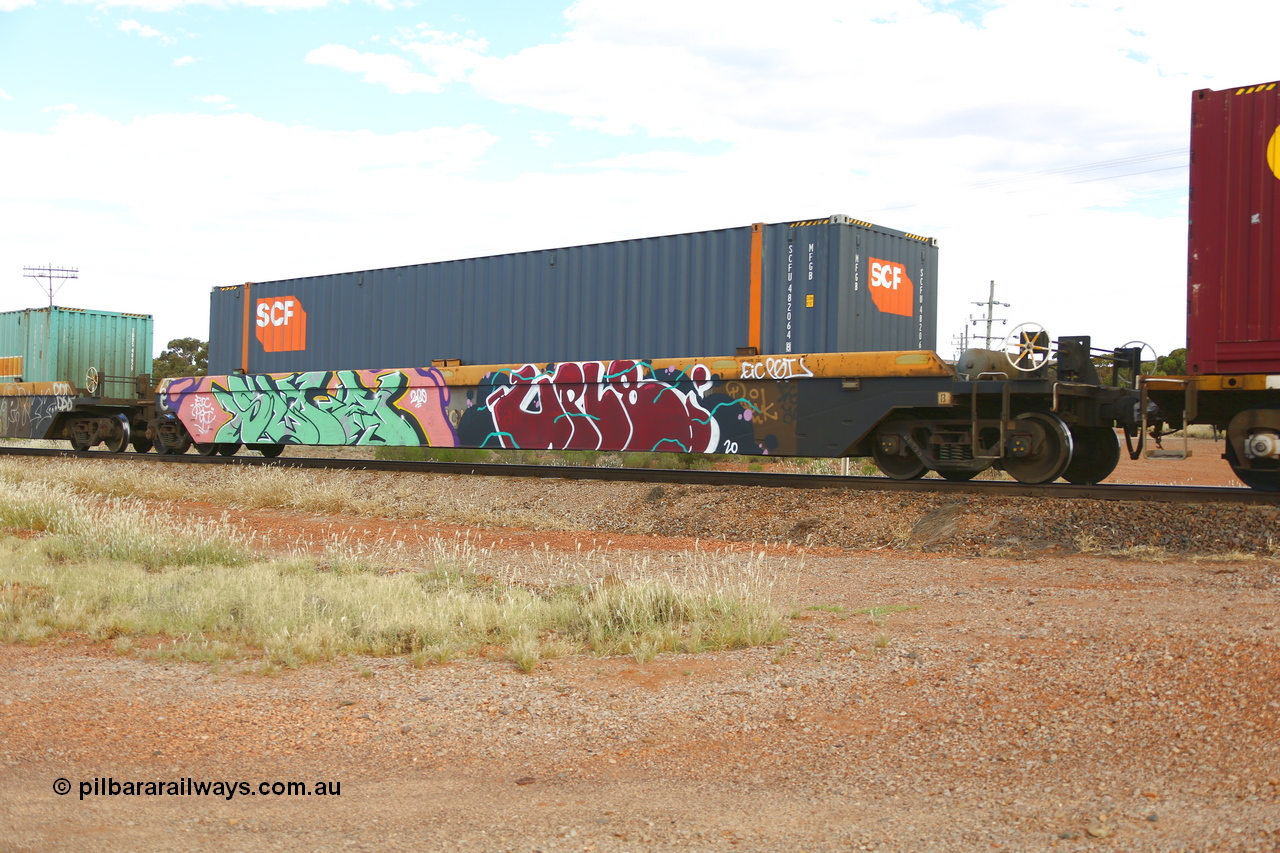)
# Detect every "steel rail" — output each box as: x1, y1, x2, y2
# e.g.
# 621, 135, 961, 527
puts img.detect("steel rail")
2, 445, 1275, 506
